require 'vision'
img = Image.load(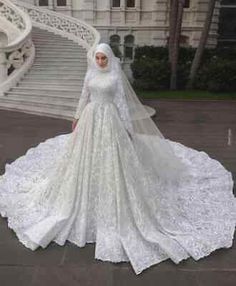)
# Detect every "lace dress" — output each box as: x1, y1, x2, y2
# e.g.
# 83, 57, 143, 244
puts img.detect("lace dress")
0, 71, 235, 275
